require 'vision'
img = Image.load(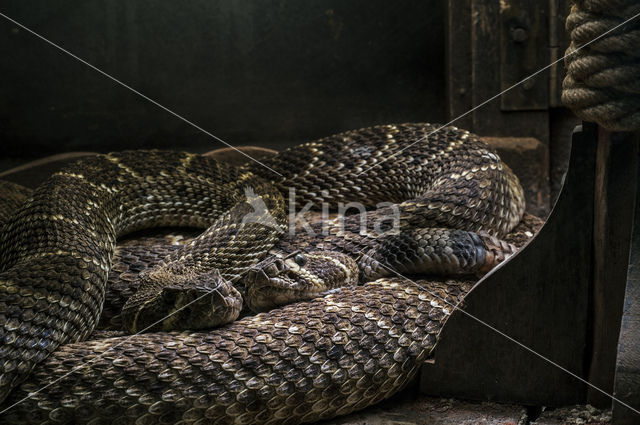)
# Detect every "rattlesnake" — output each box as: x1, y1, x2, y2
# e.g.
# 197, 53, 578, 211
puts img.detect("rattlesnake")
0, 123, 526, 424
